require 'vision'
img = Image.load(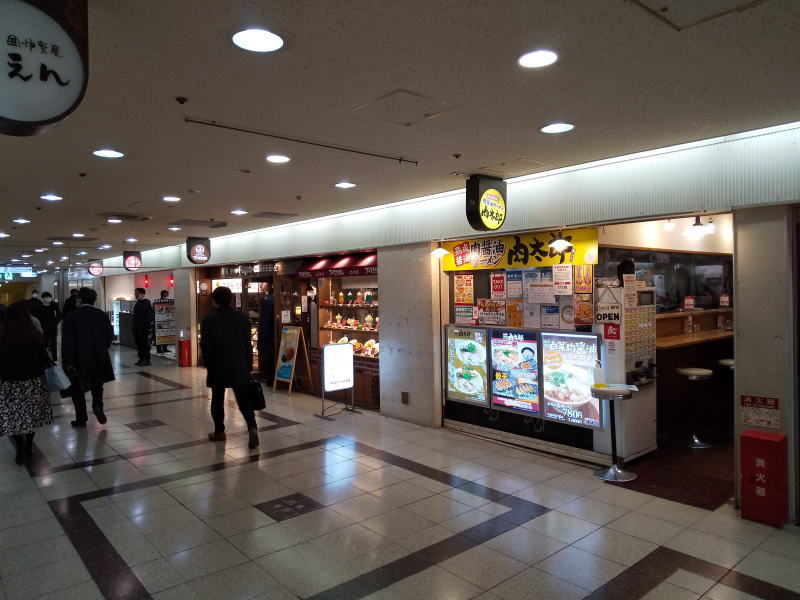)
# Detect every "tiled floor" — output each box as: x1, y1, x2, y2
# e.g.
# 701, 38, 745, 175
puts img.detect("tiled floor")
1, 347, 798, 600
